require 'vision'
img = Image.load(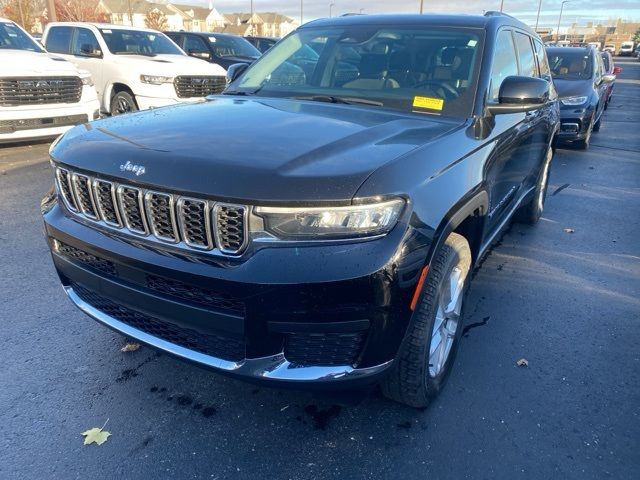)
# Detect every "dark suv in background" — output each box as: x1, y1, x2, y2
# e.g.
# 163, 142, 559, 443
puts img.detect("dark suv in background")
43, 12, 559, 408
165, 31, 261, 70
